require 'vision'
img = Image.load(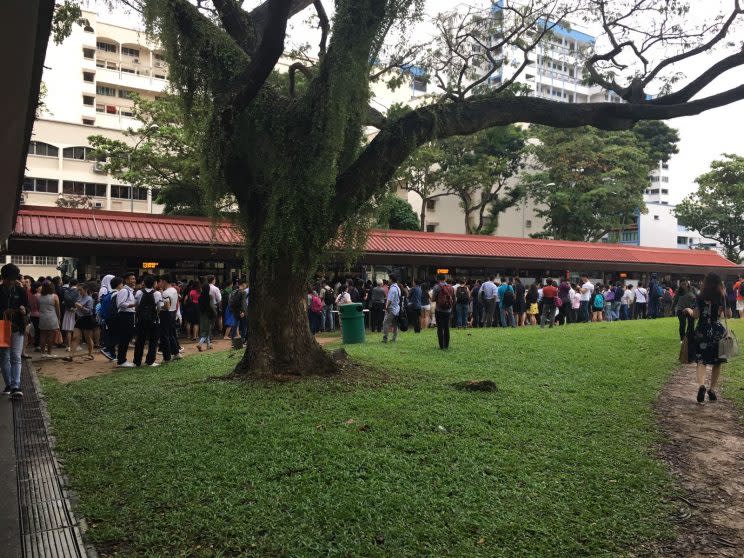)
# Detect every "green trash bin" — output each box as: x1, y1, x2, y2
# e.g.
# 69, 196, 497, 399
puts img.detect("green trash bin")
339, 303, 366, 344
